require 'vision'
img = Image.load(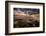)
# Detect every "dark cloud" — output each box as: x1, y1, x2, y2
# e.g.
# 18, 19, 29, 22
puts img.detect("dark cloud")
14, 8, 39, 13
